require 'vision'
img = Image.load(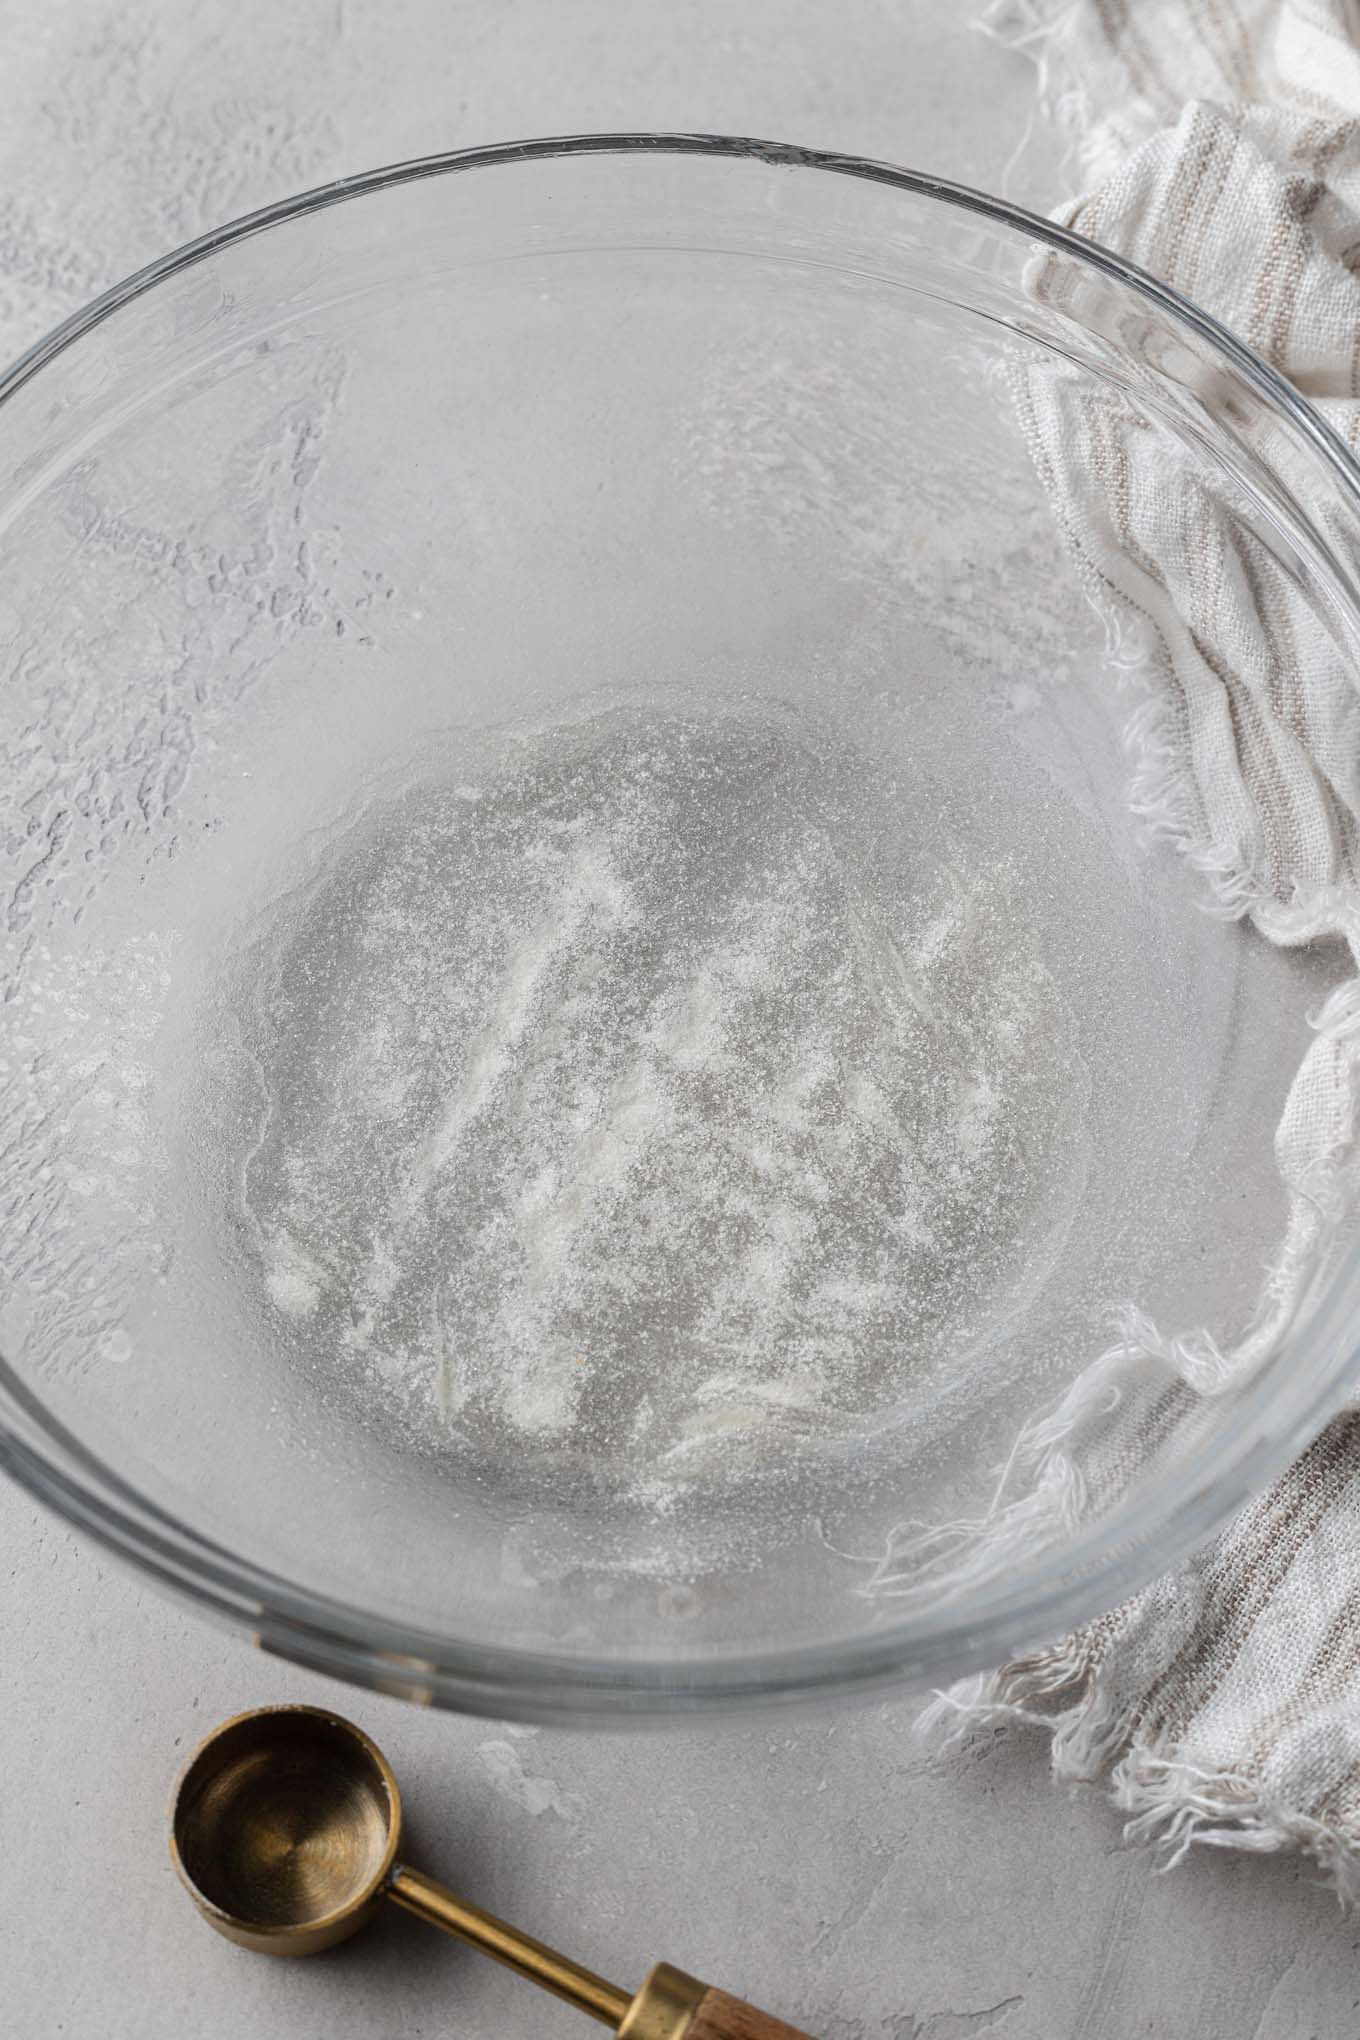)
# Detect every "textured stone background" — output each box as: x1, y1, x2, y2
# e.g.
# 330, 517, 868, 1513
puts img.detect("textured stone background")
4, 3, 1360, 2035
